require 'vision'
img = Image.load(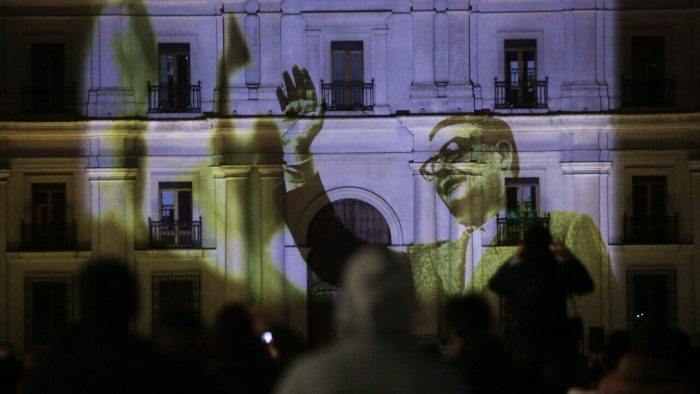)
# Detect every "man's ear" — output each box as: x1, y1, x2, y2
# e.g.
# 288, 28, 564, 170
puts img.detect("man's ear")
496, 140, 513, 170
